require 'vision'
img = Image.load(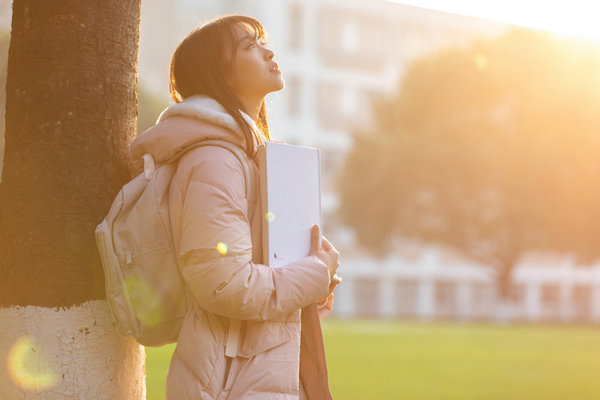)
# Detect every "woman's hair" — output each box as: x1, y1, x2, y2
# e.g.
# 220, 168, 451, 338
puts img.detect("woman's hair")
169, 15, 272, 155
